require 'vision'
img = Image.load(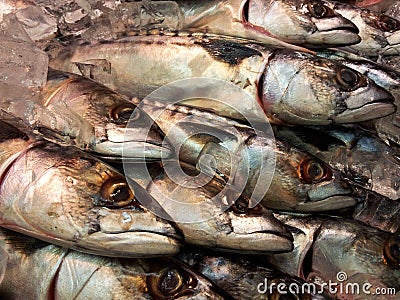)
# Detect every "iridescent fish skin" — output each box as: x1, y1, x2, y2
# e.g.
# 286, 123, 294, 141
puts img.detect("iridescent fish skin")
0, 228, 229, 300
274, 125, 400, 200
0, 120, 182, 257
178, 250, 333, 299
136, 99, 357, 212
267, 214, 400, 299
324, 1, 400, 56
50, 34, 395, 125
